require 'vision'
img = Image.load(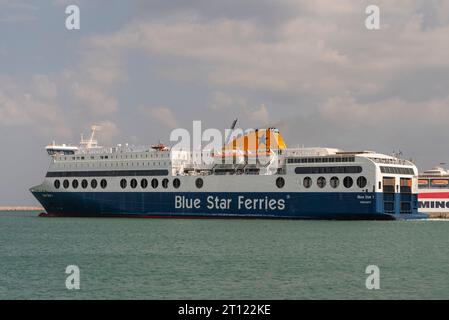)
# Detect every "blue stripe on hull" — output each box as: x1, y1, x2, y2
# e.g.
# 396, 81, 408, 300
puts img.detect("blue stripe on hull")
31, 191, 426, 220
